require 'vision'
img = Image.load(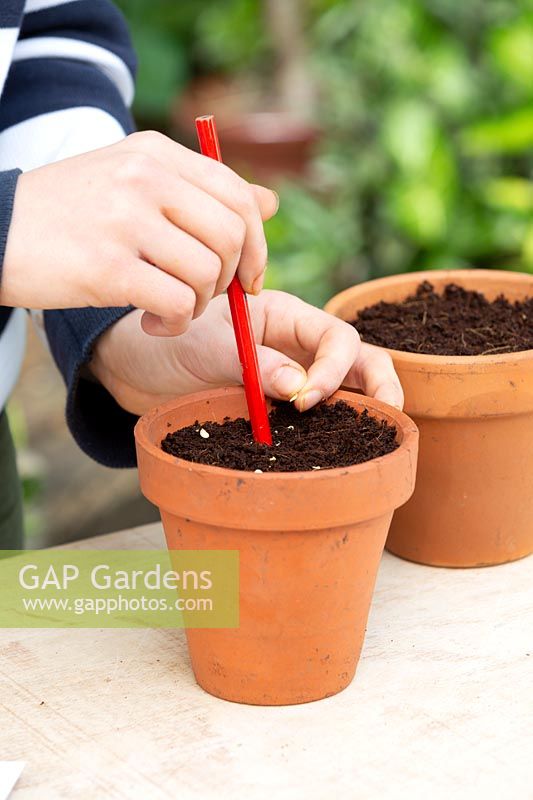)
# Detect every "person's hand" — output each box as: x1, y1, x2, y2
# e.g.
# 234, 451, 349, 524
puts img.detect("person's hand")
0, 131, 278, 335
90, 290, 403, 415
